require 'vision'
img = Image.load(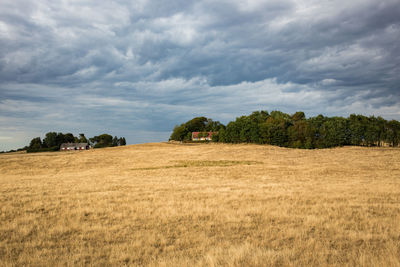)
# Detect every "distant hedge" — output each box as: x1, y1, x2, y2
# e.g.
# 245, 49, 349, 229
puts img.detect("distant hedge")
170, 111, 400, 149
24, 132, 127, 153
